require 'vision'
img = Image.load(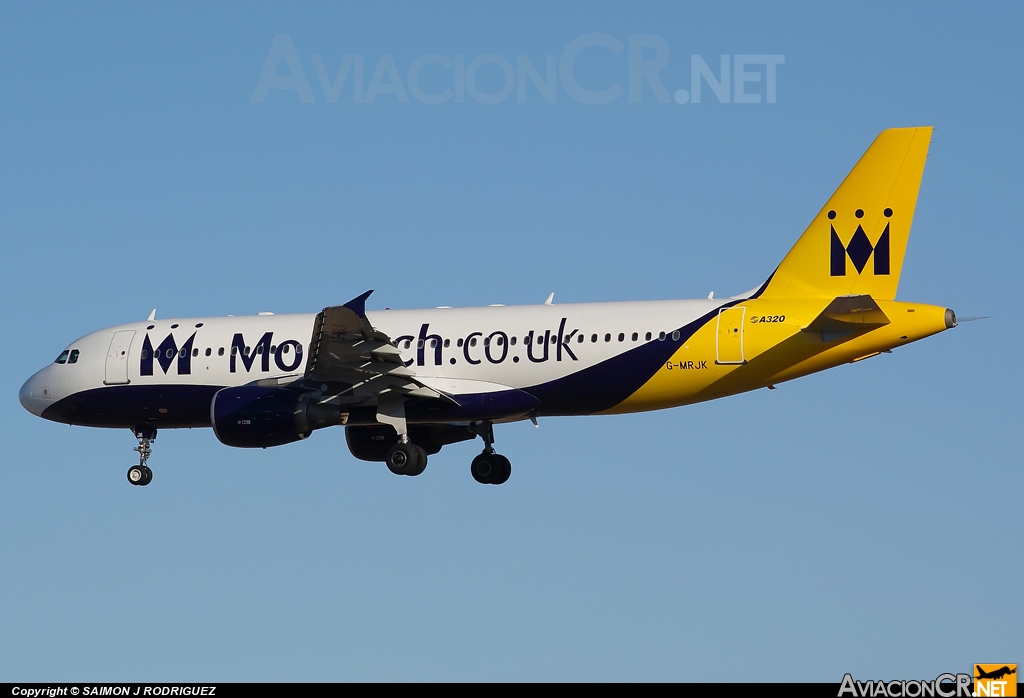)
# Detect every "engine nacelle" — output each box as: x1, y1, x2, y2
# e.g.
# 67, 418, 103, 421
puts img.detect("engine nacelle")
345, 424, 476, 462
211, 386, 342, 448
